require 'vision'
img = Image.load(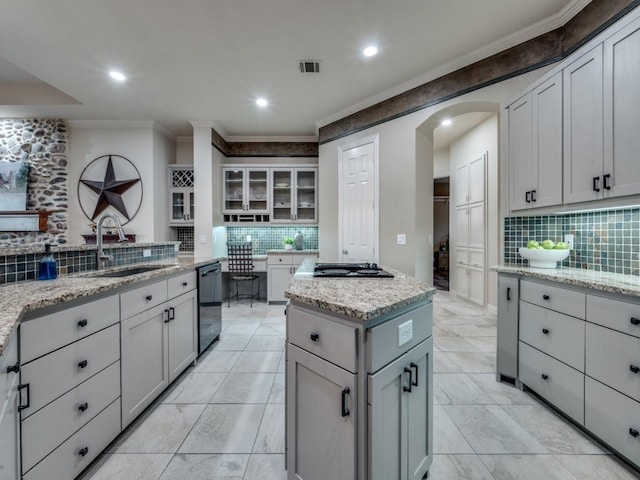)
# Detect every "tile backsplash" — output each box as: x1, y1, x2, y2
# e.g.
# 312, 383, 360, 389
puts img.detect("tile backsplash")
227, 226, 318, 255
504, 207, 639, 275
